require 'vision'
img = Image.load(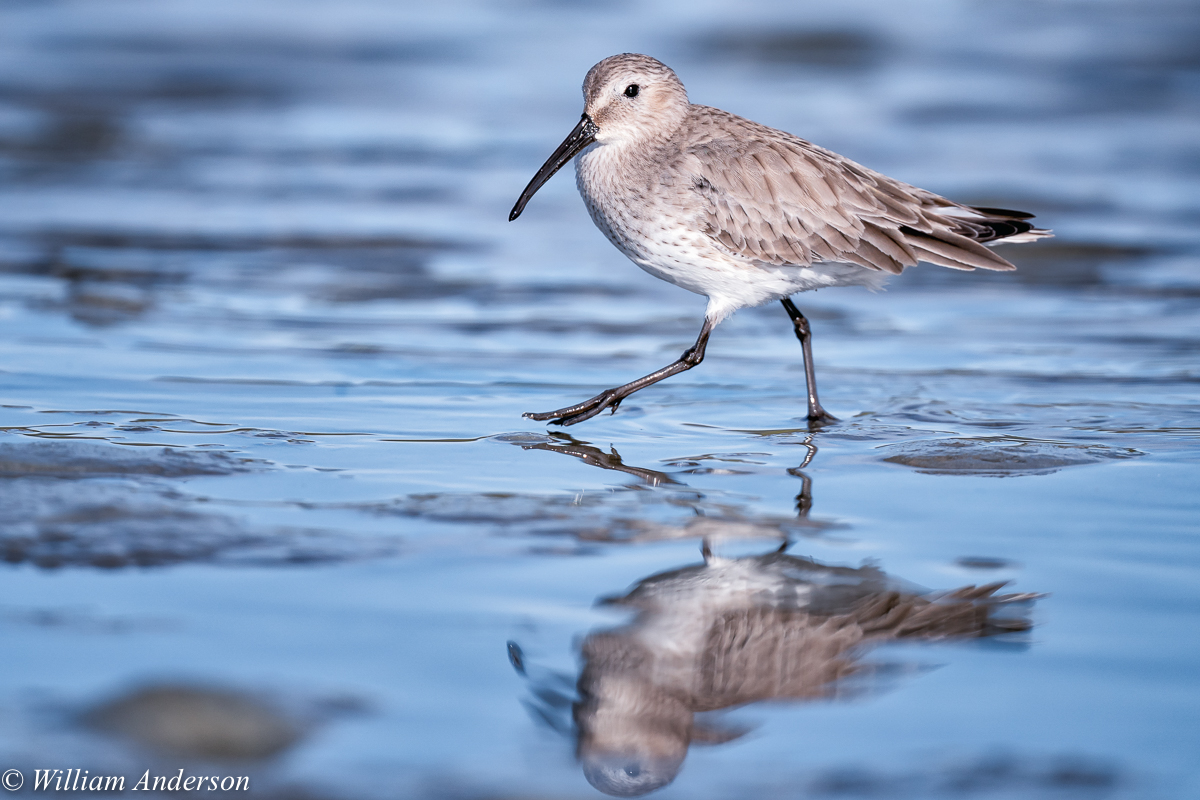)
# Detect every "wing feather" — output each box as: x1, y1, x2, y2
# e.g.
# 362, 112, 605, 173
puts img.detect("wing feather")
681, 106, 1047, 273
